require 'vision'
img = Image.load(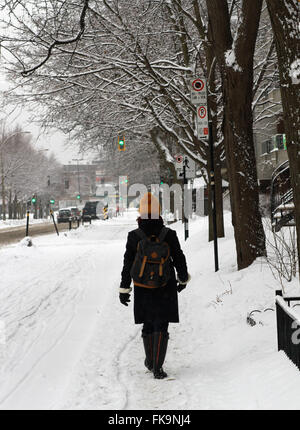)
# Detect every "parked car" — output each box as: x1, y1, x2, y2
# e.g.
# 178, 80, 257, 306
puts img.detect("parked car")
82, 201, 105, 221
57, 209, 73, 223
68, 207, 81, 221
